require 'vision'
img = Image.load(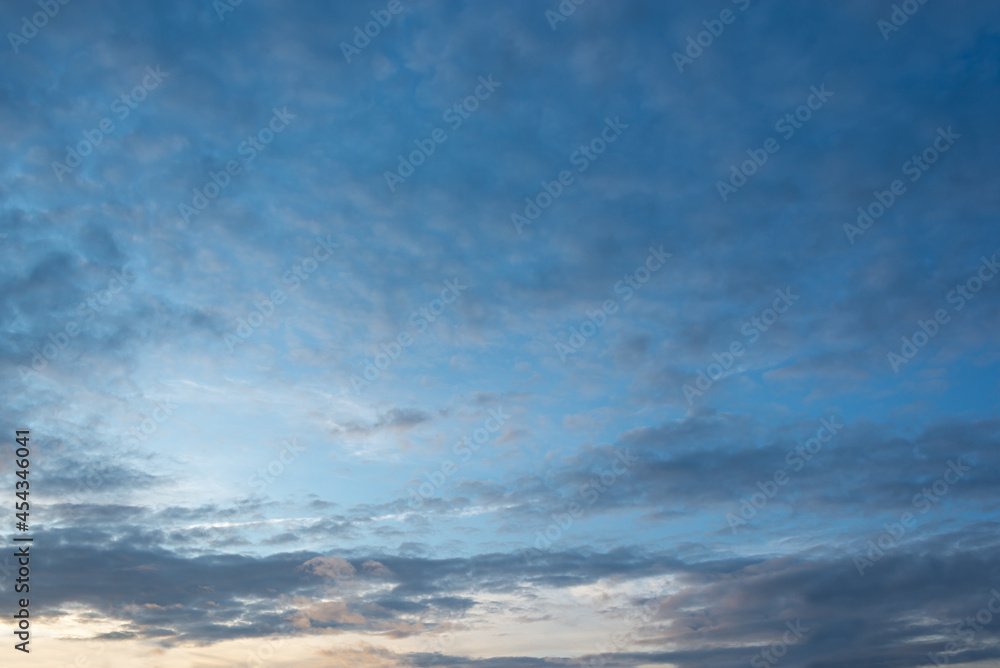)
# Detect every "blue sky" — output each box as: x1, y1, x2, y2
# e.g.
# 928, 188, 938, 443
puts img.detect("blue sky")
2, 0, 1000, 666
